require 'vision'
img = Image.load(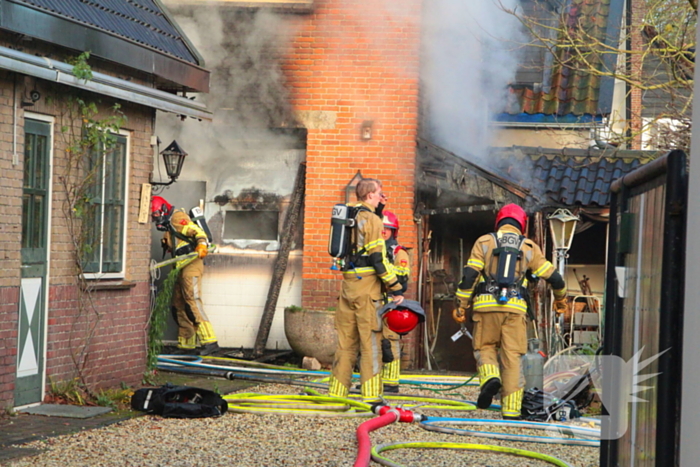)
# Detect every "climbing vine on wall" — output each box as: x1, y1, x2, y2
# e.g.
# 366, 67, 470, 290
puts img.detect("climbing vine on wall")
54, 51, 127, 394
